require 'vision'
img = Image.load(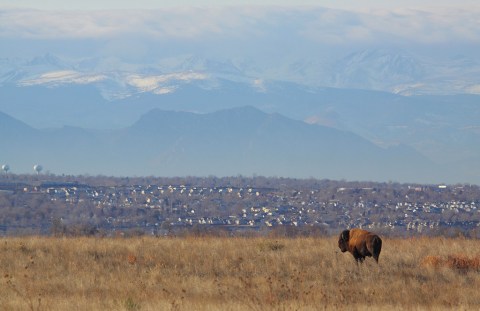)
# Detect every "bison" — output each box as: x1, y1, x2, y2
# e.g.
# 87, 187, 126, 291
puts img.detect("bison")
338, 228, 382, 263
